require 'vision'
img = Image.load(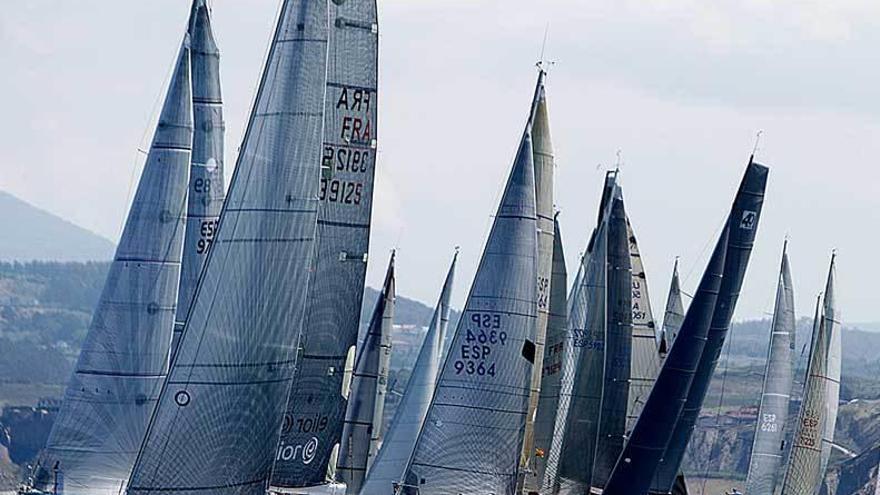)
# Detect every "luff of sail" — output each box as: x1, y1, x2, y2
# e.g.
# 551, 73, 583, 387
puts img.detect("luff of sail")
591, 193, 635, 489
402, 127, 538, 495
820, 254, 841, 476
529, 215, 568, 492
172, 0, 226, 362
33, 42, 193, 495
625, 218, 662, 435
521, 69, 557, 494
660, 259, 685, 356
651, 161, 768, 493
744, 242, 795, 494
125, 2, 328, 494
271, 0, 379, 488
337, 254, 395, 494
359, 252, 457, 495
